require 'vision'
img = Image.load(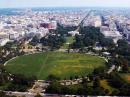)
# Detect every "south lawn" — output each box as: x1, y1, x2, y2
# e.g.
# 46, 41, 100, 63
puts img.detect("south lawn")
5, 52, 106, 80
61, 36, 75, 49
